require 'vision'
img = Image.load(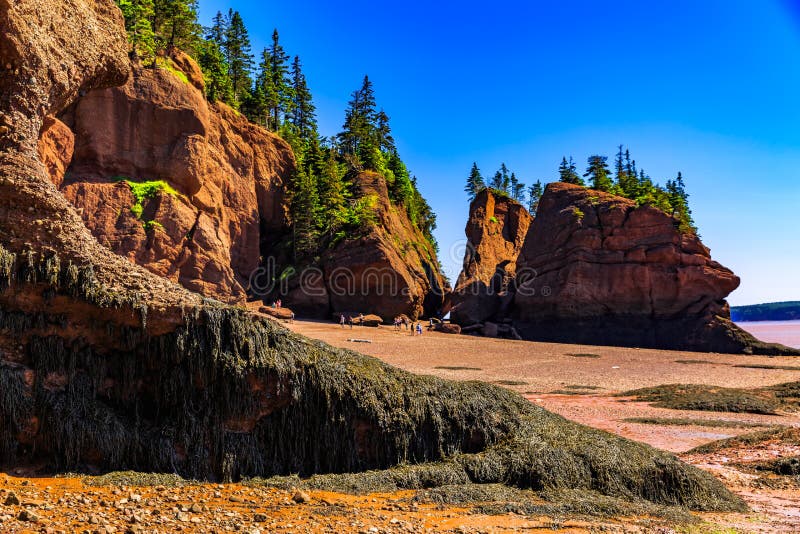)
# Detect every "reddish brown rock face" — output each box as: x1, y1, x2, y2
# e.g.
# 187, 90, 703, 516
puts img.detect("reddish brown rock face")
514, 182, 740, 321
309, 172, 448, 321
449, 189, 532, 326
41, 53, 295, 303
453, 183, 793, 354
